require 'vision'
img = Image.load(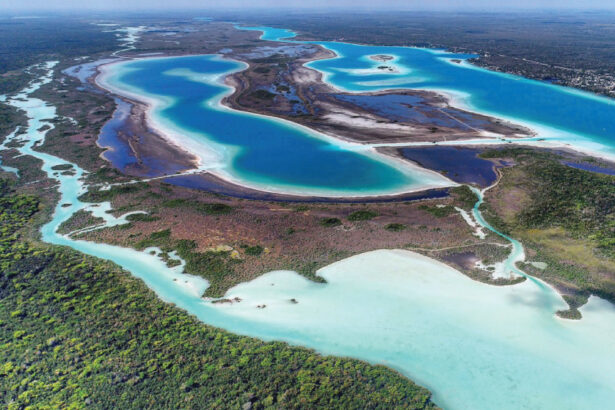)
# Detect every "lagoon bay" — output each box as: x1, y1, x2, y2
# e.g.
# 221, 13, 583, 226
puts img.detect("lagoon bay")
85, 26, 615, 409
99, 25, 615, 197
